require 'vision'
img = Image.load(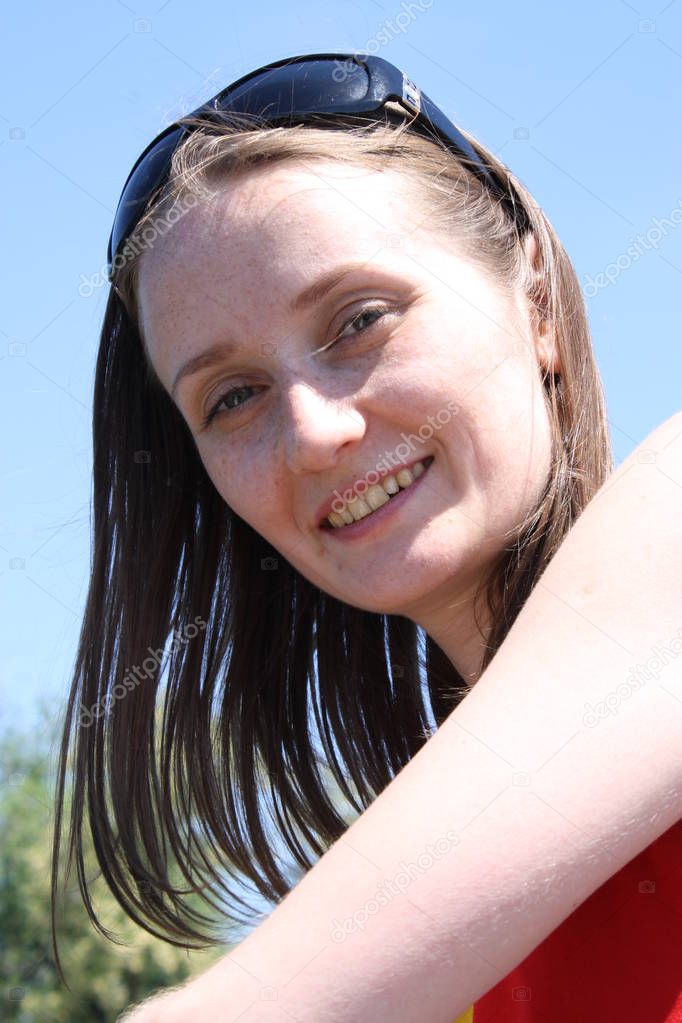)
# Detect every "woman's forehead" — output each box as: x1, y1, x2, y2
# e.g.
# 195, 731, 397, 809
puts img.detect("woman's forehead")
146, 159, 426, 271
136, 162, 432, 338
